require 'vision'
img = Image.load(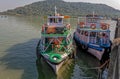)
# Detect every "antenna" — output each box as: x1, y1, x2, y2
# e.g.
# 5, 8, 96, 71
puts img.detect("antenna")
55, 6, 57, 15
93, 11, 94, 17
